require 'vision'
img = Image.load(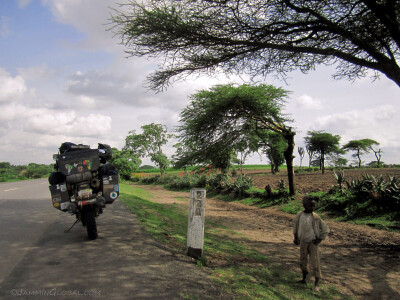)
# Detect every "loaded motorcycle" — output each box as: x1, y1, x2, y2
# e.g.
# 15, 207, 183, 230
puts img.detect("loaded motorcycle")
48, 142, 119, 240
